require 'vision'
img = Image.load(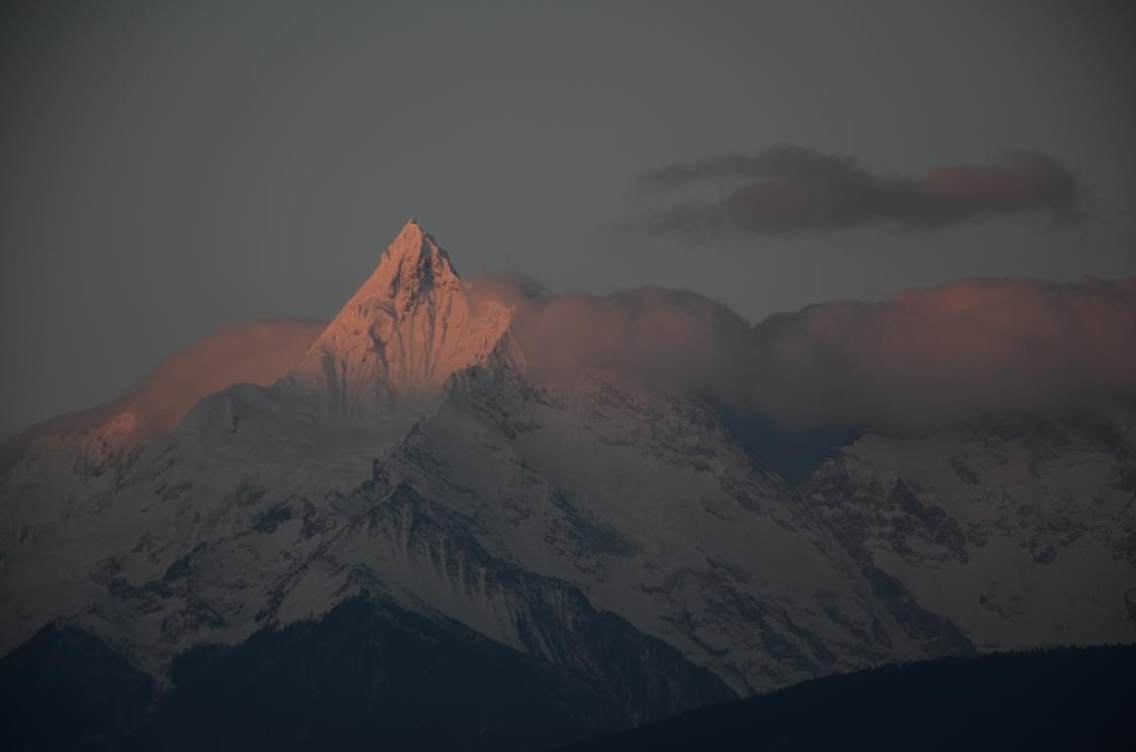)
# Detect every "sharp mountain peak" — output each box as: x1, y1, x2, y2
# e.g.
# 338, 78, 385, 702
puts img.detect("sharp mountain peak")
285, 221, 513, 422
359, 219, 460, 309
